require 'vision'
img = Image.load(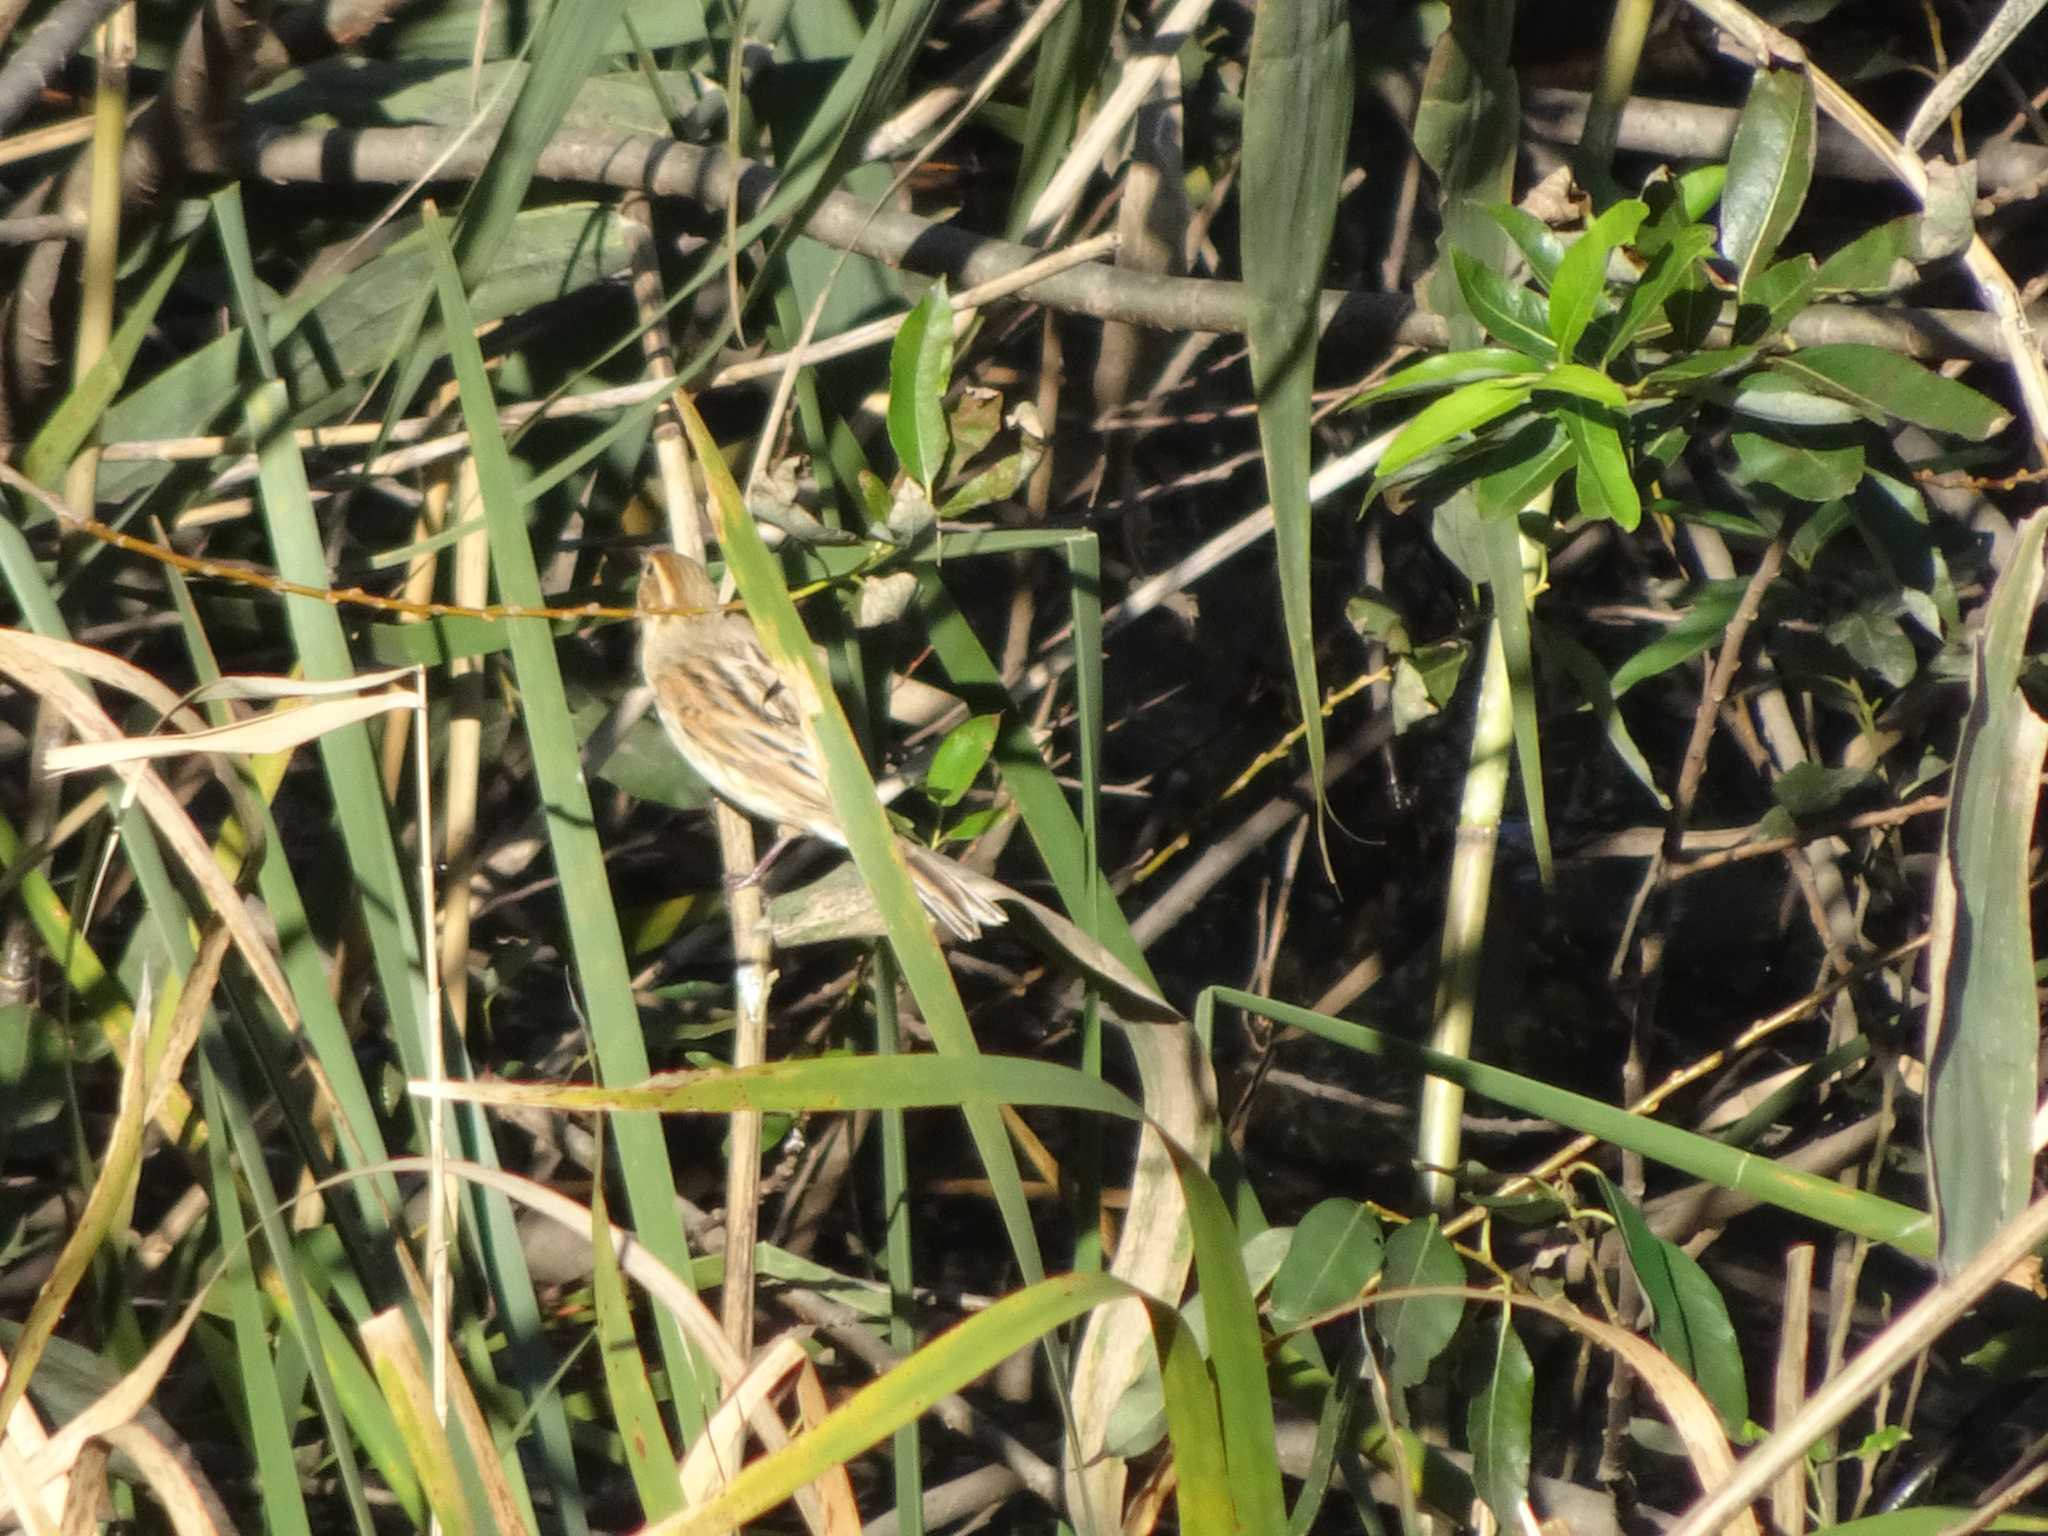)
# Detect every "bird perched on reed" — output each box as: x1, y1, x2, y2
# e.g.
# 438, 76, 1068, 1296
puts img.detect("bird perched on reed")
636, 549, 1006, 940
